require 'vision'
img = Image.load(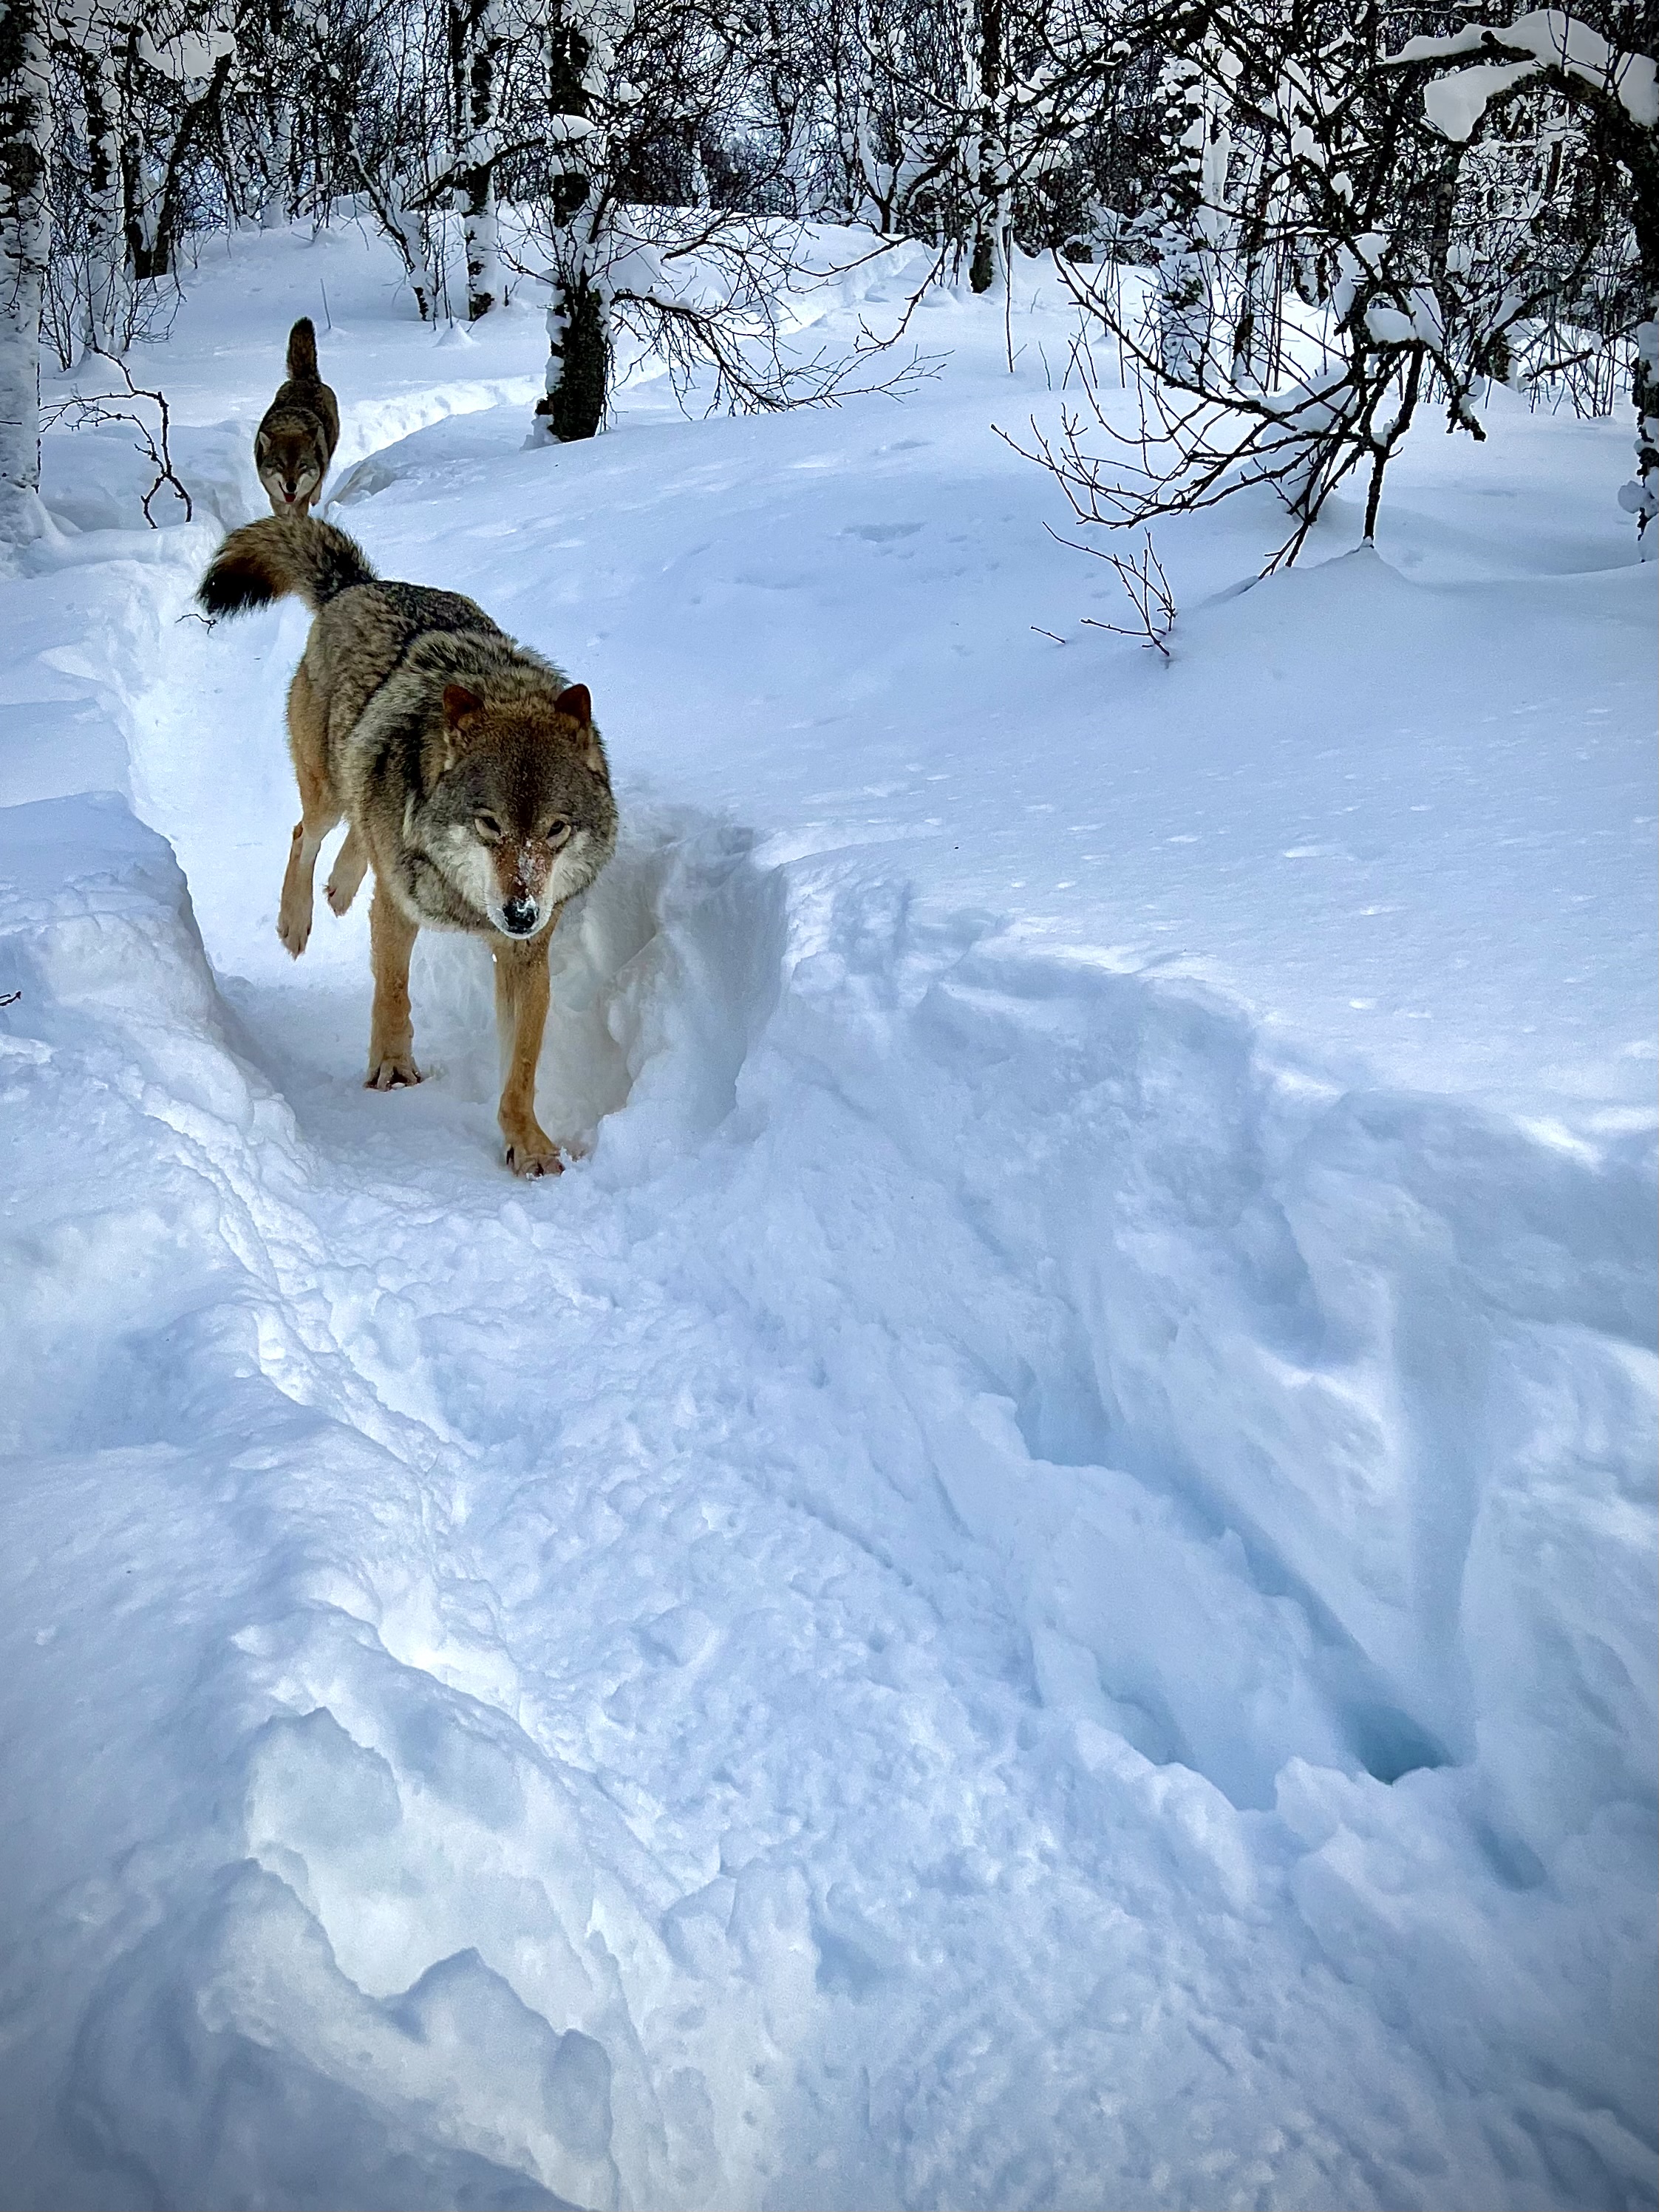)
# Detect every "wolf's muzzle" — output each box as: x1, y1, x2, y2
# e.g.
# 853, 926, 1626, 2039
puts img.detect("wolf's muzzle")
500, 896, 539, 936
